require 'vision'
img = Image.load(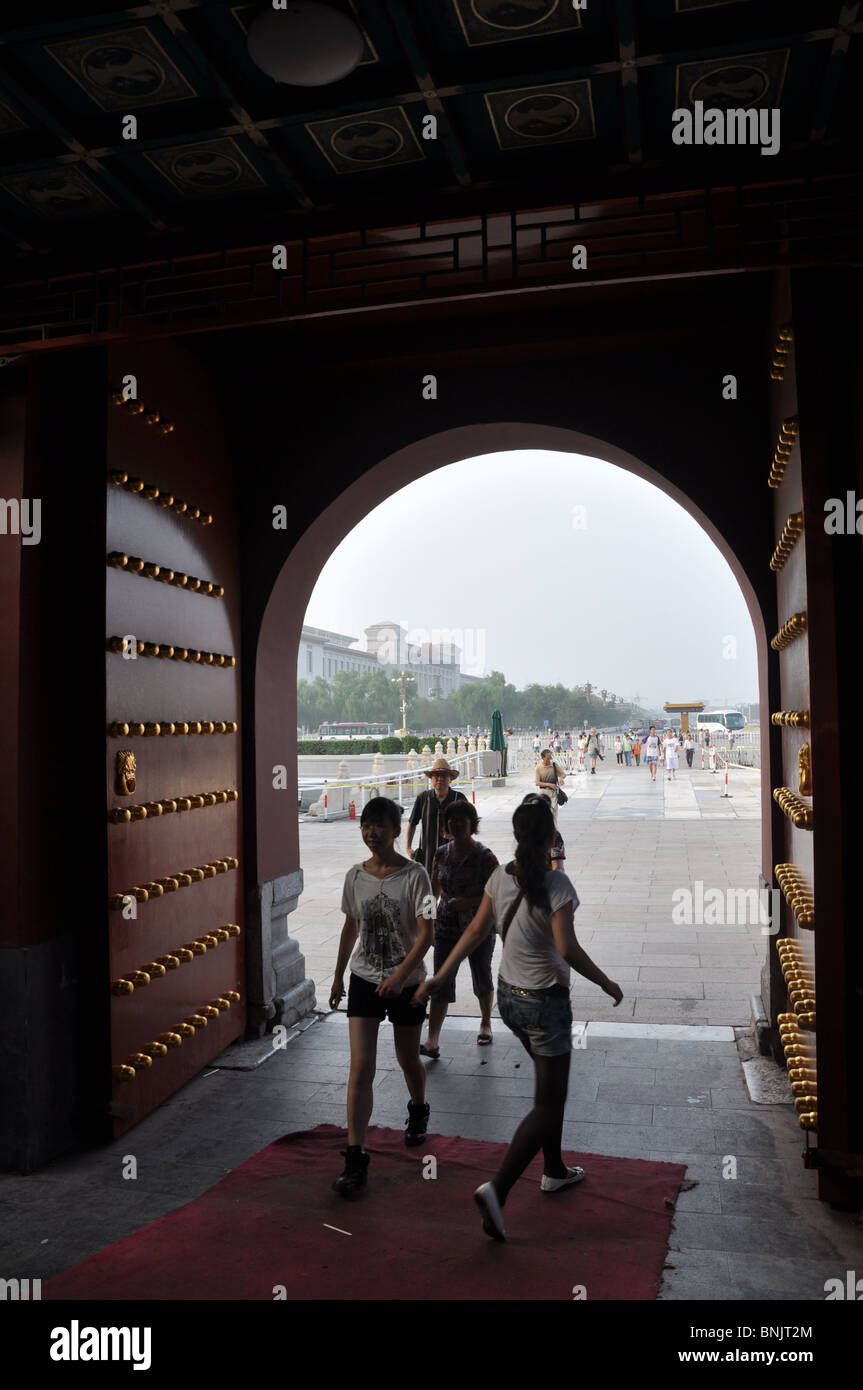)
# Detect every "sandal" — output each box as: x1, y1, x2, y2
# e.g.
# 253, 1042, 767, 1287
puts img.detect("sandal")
477, 1031, 493, 1046
420, 1043, 440, 1059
